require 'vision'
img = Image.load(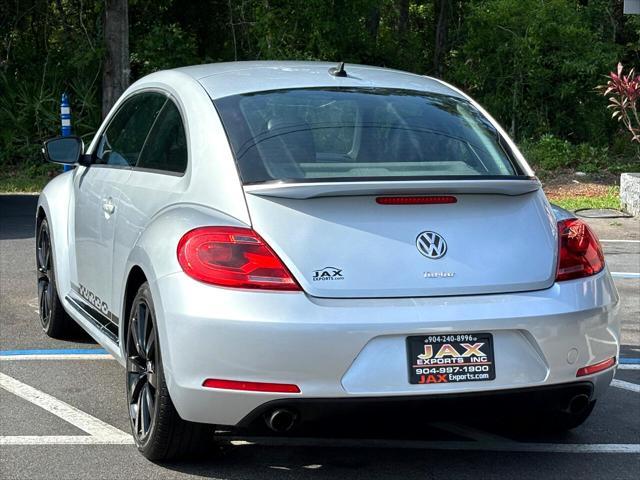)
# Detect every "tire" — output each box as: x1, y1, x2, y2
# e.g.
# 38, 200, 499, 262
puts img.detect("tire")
36, 218, 74, 338
125, 282, 215, 460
